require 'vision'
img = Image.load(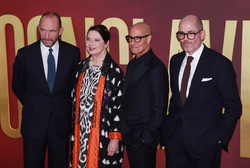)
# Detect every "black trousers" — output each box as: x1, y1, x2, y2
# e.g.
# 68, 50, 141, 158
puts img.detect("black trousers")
165, 120, 222, 168
23, 116, 69, 168
126, 139, 157, 168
